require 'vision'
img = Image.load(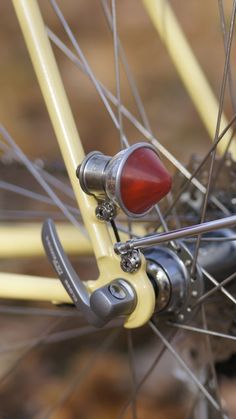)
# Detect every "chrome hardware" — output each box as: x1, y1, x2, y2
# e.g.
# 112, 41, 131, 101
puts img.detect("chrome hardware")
144, 244, 204, 321
120, 249, 142, 273
95, 201, 117, 221
146, 259, 171, 312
